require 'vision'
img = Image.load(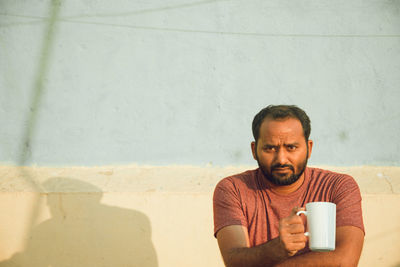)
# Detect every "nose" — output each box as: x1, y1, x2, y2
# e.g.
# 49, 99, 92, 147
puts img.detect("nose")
274, 148, 289, 165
